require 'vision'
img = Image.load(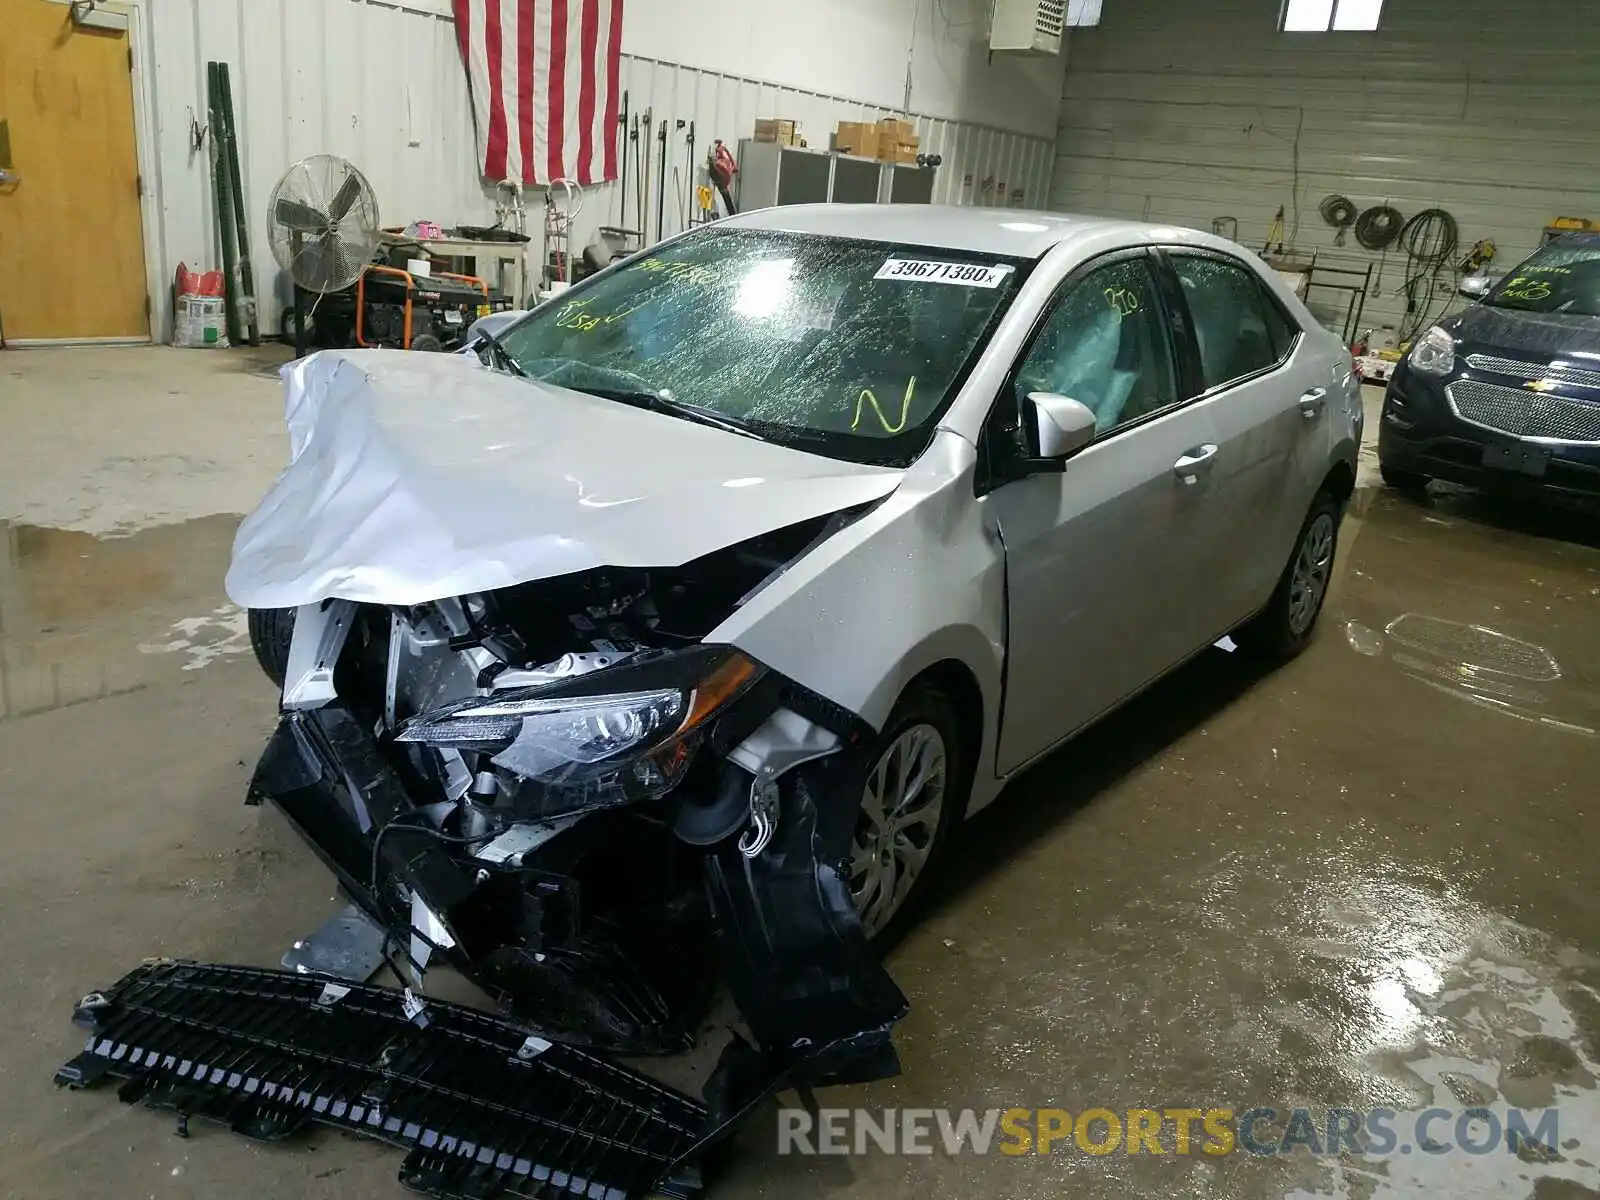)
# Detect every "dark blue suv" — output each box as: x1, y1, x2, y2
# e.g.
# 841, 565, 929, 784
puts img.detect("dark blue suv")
1379, 232, 1600, 503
